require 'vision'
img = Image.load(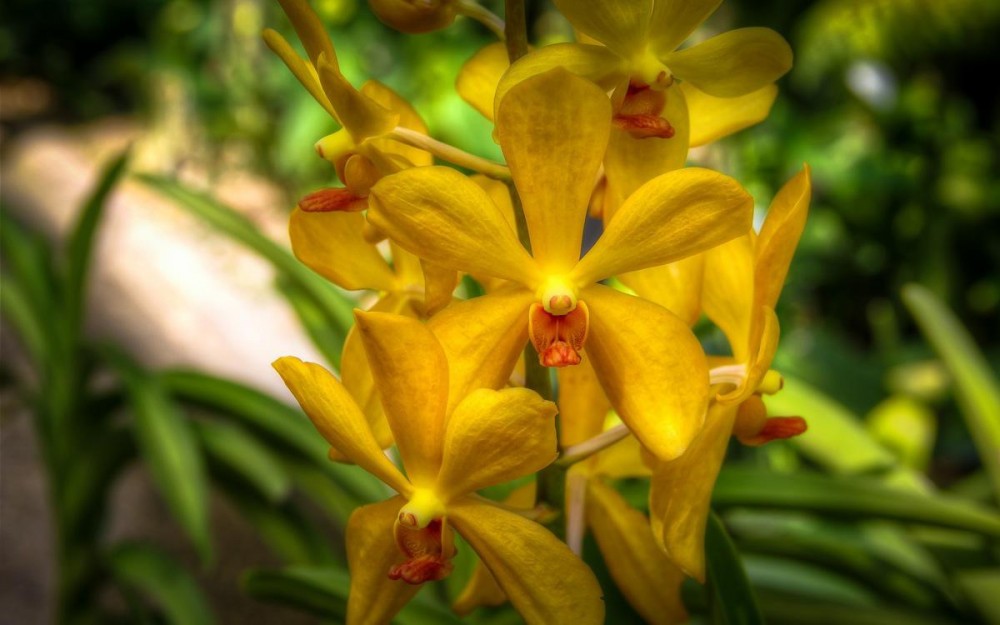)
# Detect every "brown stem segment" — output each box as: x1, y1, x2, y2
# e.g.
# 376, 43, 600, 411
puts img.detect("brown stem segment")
504, 0, 528, 63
